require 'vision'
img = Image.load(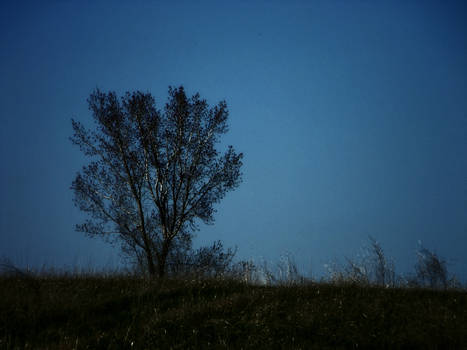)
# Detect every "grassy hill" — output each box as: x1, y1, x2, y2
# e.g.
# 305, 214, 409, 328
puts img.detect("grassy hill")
1, 274, 466, 349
